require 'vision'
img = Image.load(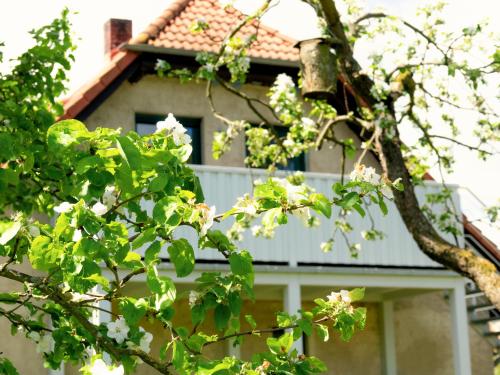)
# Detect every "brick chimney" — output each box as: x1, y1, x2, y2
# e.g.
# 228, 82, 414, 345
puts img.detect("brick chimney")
104, 19, 132, 57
